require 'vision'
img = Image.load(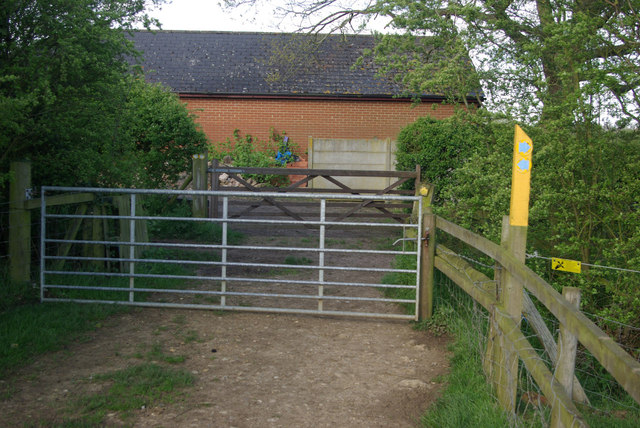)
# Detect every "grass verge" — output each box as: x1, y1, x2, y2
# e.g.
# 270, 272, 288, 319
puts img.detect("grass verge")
382, 253, 640, 427
62, 362, 194, 426
418, 302, 510, 427
0, 302, 128, 379
0, 245, 220, 379
382, 256, 510, 426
